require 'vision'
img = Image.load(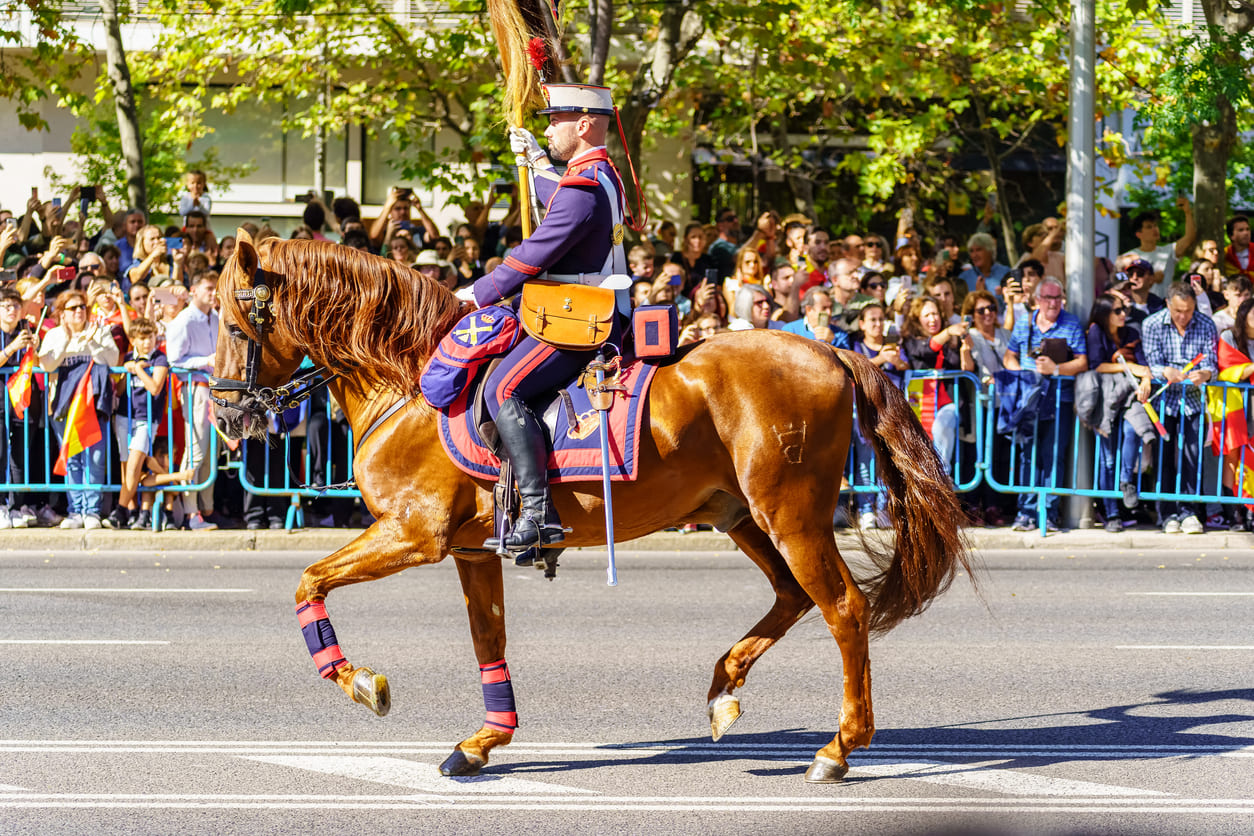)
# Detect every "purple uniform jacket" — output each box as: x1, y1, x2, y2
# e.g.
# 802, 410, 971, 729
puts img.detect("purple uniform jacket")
473, 147, 622, 309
